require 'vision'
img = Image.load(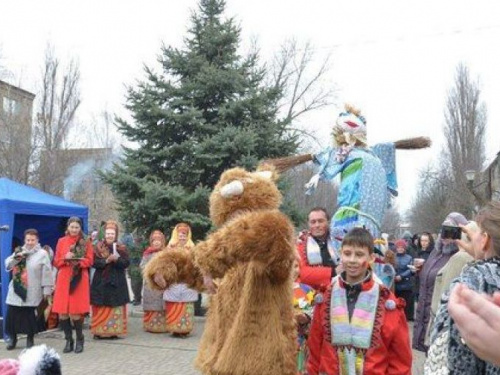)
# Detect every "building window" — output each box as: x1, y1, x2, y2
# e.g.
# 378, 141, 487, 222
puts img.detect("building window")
2, 97, 19, 115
